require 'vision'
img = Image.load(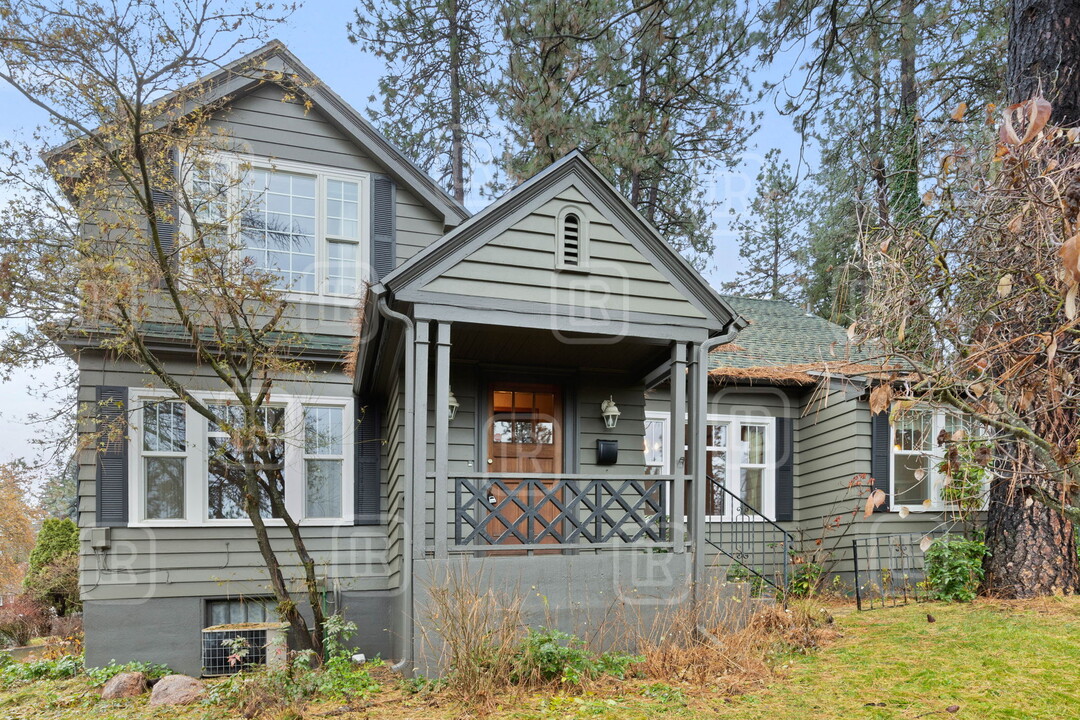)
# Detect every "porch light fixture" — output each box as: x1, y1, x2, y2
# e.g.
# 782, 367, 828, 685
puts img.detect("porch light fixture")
601, 397, 621, 429
447, 388, 460, 421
